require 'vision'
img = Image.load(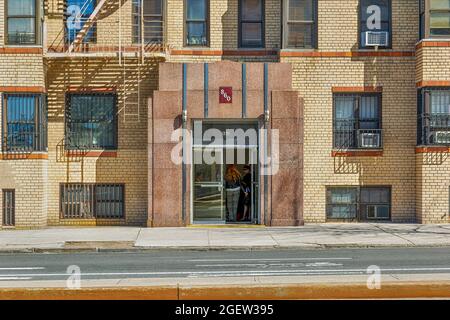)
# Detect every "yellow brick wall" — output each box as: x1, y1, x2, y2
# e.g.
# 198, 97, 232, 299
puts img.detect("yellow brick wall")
45, 57, 161, 226
0, 0, 46, 227
416, 46, 450, 83
0, 98, 48, 228
317, 0, 418, 51
416, 153, 450, 224
415, 43, 450, 224
283, 55, 417, 222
